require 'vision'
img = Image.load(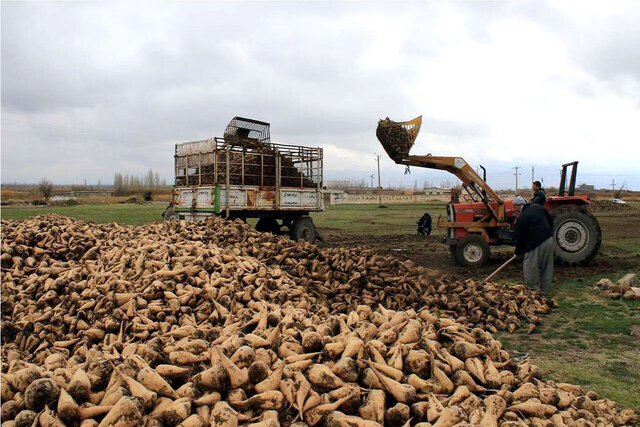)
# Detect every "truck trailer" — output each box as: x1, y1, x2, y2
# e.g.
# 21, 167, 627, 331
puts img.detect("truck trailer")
163, 117, 324, 242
